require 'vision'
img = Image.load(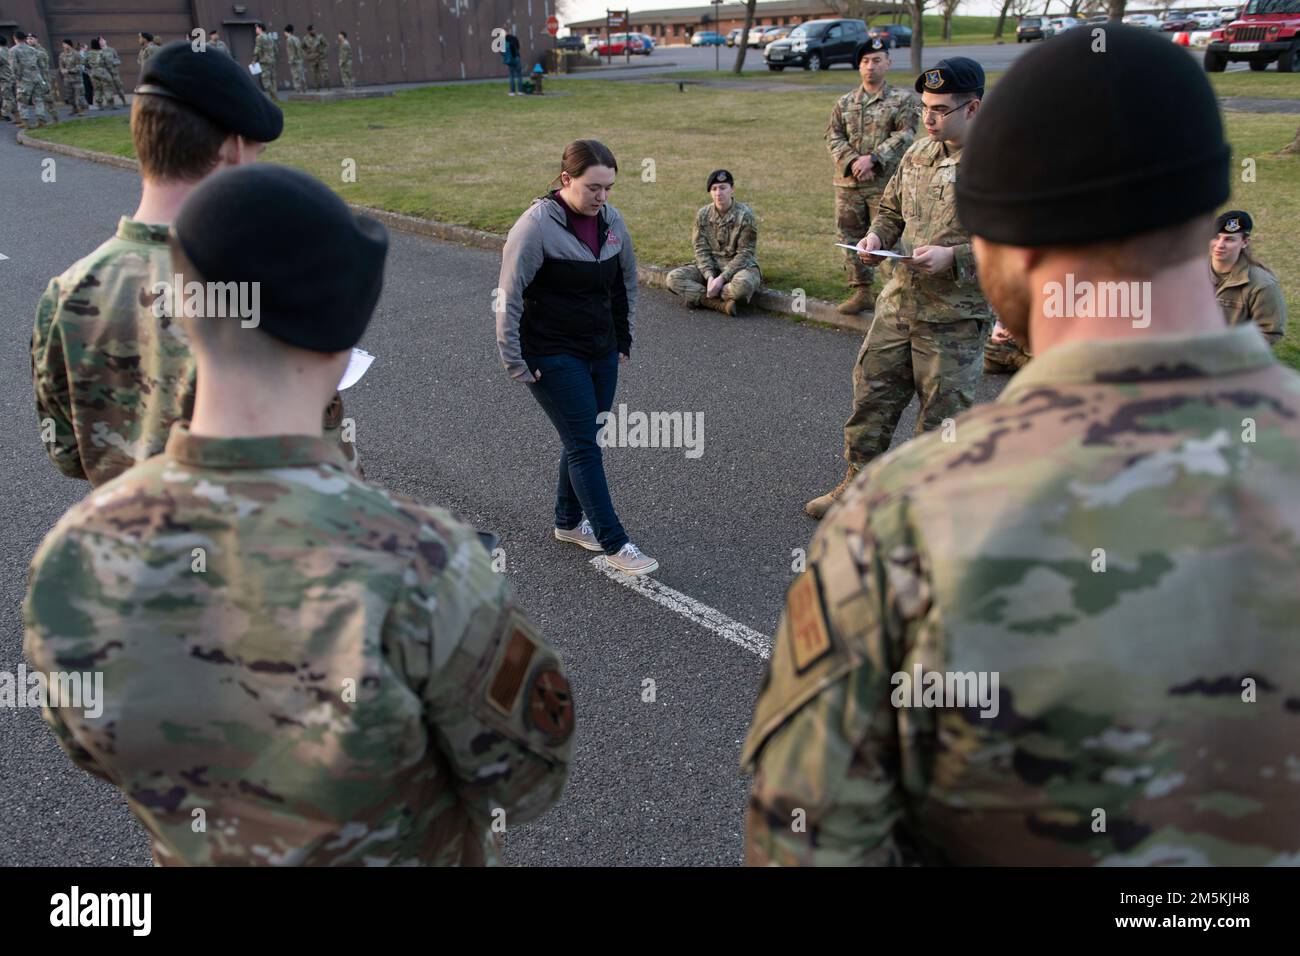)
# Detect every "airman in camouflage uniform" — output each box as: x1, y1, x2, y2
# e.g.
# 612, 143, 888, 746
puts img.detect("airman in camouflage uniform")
2, 36, 19, 122
253, 23, 277, 100
826, 38, 918, 315
303, 26, 329, 90
749, 24, 1300, 868
11, 32, 53, 128
807, 59, 990, 519
1210, 210, 1287, 347
137, 33, 161, 69
58, 41, 88, 115
666, 169, 760, 317
28, 36, 59, 122
284, 25, 306, 92
338, 32, 354, 90
207, 31, 231, 57
25, 163, 574, 867
983, 320, 1031, 374
99, 36, 127, 106
85, 40, 114, 110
